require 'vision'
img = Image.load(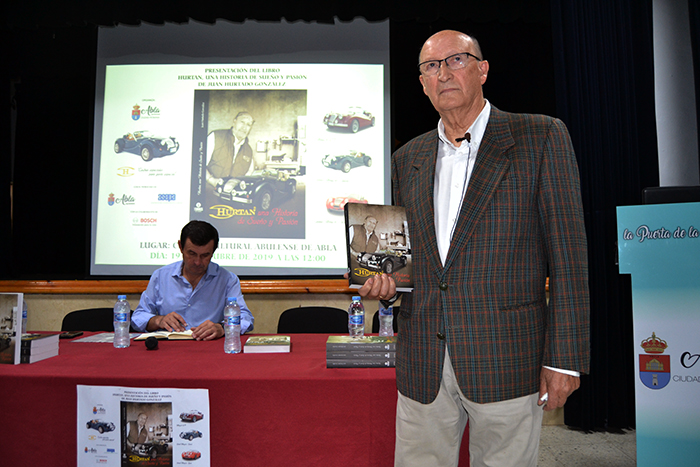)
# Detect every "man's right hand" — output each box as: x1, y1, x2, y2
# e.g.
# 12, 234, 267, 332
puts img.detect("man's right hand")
147, 312, 187, 332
